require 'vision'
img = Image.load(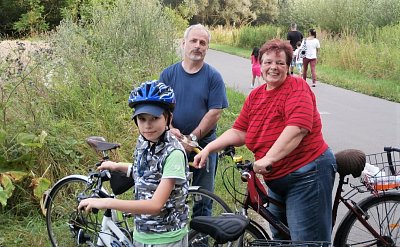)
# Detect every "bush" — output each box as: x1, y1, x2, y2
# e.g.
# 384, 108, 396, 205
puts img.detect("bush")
0, 0, 183, 212
237, 25, 282, 49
